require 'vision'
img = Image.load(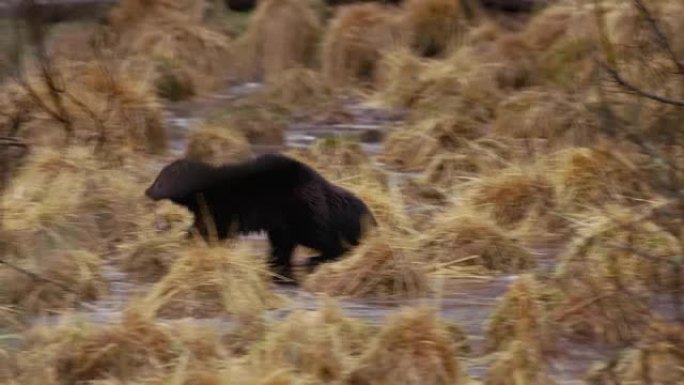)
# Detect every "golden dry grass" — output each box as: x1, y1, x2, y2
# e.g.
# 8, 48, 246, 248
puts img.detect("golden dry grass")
0, 250, 106, 316
484, 340, 557, 385
247, 300, 371, 383
237, 0, 322, 81
207, 101, 287, 145
322, 3, 404, 87
142, 242, 284, 318
109, 0, 208, 30
262, 67, 337, 114
549, 206, 669, 344
108, 0, 232, 98
185, 123, 252, 166
556, 204, 681, 296
374, 48, 428, 106
542, 146, 651, 212
403, 0, 467, 58
303, 231, 430, 299
346, 306, 467, 385
458, 167, 567, 240
0, 62, 167, 156
493, 90, 597, 149
383, 48, 504, 119
11, 309, 228, 385
421, 210, 535, 274
115, 201, 194, 283
485, 275, 554, 355
380, 115, 483, 172
585, 321, 684, 385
